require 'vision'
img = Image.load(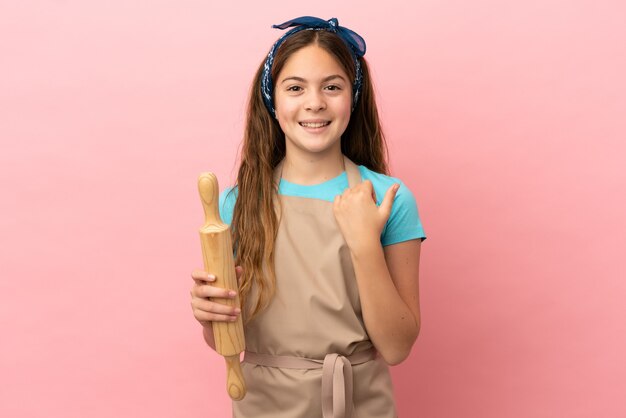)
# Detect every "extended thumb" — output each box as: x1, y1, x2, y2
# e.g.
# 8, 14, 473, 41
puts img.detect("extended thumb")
380, 183, 400, 217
